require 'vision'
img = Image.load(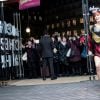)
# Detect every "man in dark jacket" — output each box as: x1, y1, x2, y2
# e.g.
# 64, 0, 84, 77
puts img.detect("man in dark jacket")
40, 31, 57, 80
